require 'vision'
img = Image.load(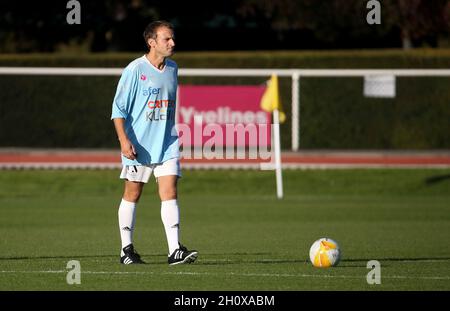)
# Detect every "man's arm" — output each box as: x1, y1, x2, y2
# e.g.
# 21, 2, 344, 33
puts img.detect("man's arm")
113, 118, 137, 160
